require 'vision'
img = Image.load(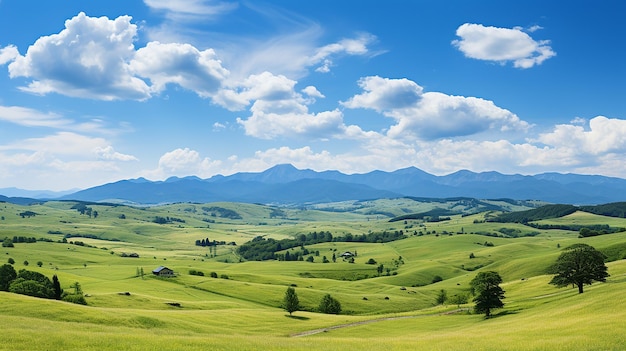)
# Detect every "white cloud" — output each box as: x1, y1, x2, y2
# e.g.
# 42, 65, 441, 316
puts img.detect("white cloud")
158, 148, 202, 172
218, 72, 348, 139
0, 132, 136, 160
217, 26, 377, 83
452, 23, 556, 68
0, 45, 19, 65
143, 0, 237, 22
0, 105, 129, 136
130, 41, 229, 97
302, 86, 324, 98
143, 147, 222, 179
309, 33, 376, 73
214, 71, 298, 111
96, 146, 139, 161
343, 76, 530, 140
0, 105, 70, 128
342, 76, 423, 112
0, 132, 138, 190
3, 11, 375, 107
537, 116, 626, 155
5, 12, 232, 101
8, 12, 151, 100
237, 109, 345, 140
